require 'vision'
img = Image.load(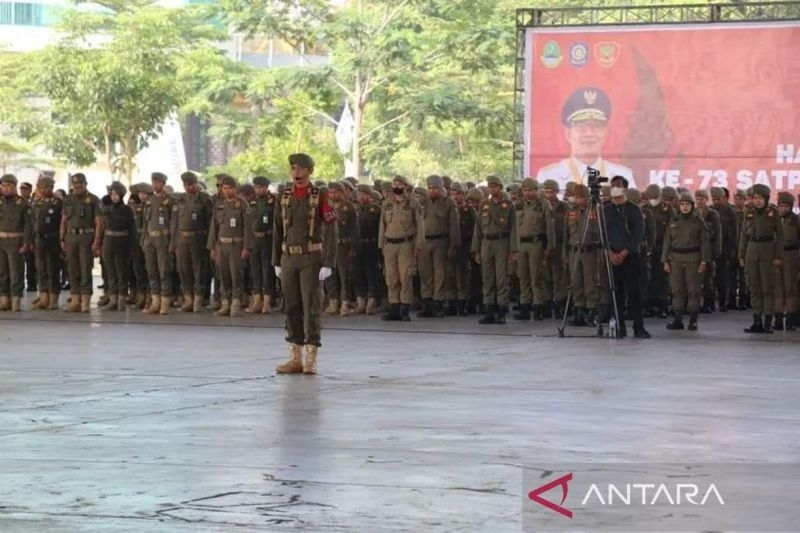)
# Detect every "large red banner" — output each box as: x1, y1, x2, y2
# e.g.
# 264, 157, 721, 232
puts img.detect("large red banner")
525, 23, 800, 194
